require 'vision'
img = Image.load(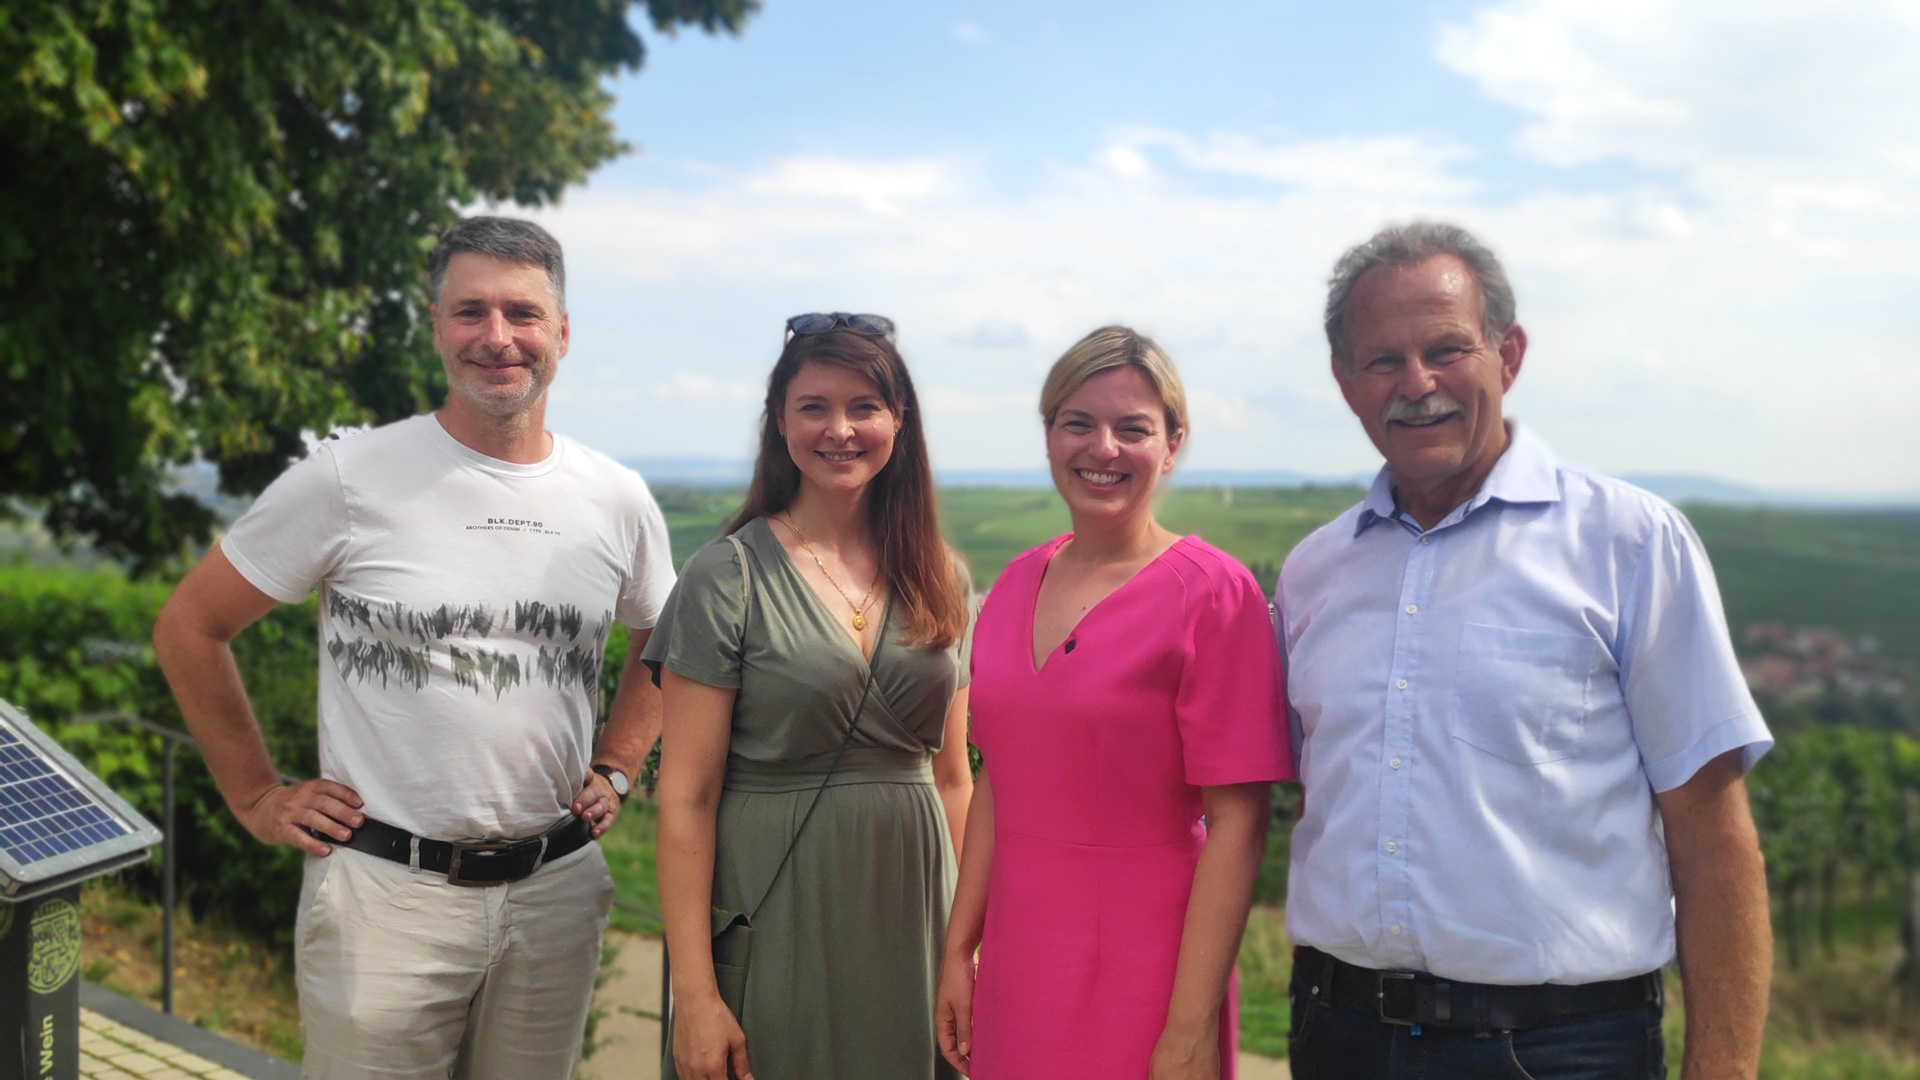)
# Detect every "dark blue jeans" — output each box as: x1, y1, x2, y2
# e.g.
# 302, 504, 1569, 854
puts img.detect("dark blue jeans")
1288, 965, 1666, 1080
